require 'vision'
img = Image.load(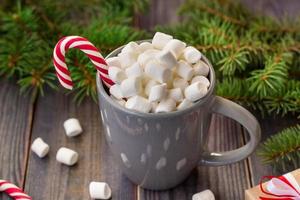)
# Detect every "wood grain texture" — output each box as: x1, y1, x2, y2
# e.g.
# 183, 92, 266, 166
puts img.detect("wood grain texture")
138, 115, 251, 200
24, 88, 136, 200
0, 79, 34, 200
